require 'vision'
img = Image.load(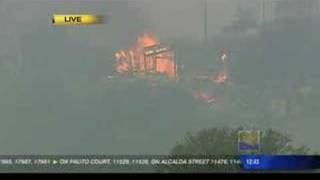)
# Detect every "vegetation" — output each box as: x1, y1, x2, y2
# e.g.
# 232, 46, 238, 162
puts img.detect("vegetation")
156, 127, 310, 172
